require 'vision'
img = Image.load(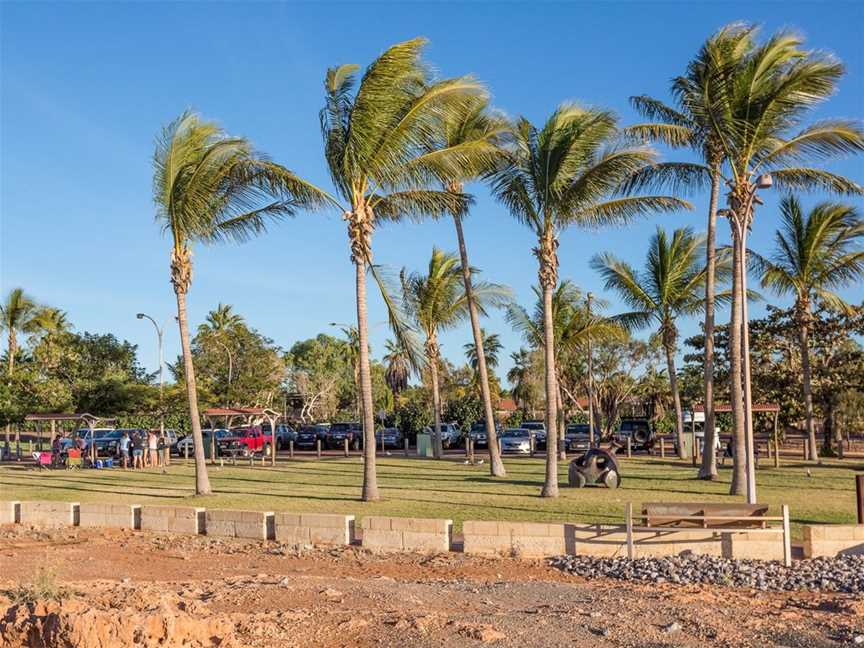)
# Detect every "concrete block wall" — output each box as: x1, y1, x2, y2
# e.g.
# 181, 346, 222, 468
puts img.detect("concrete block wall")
274, 513, 354, 546
803, 524, 864, 558
79, 503, 140, 529
721, 531, 785, 561
140, 505, 205, 535
463, 521, 569, 558
206, 509, 273, 540
0, 501, 20, 524
19, 501, 79, 527
362, 516, 452, 553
